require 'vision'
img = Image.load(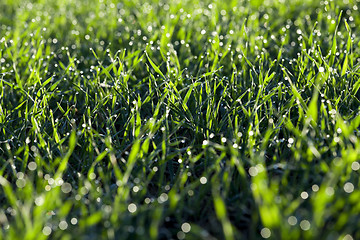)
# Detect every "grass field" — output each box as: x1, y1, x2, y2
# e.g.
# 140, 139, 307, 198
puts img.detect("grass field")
1, 0, 360, 239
